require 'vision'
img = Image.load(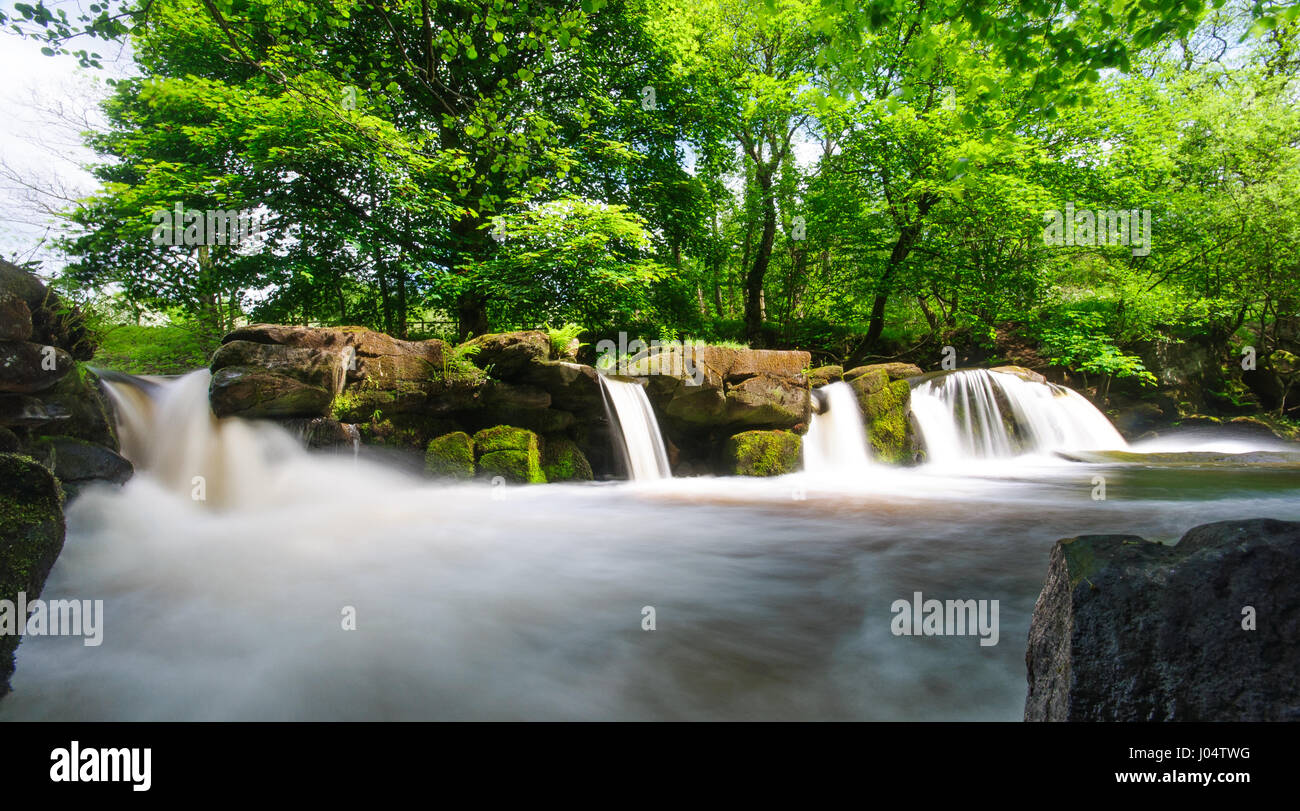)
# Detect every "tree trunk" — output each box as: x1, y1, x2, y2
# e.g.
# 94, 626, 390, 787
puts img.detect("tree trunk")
744, 168, 777, 346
